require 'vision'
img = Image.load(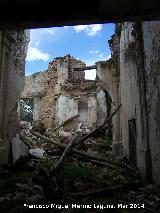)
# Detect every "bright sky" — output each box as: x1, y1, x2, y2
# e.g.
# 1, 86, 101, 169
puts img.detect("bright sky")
25, 23, 115, 80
